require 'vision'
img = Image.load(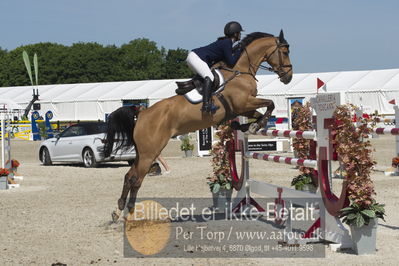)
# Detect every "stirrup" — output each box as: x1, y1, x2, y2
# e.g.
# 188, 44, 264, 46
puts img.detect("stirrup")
201, 103, 212, 113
